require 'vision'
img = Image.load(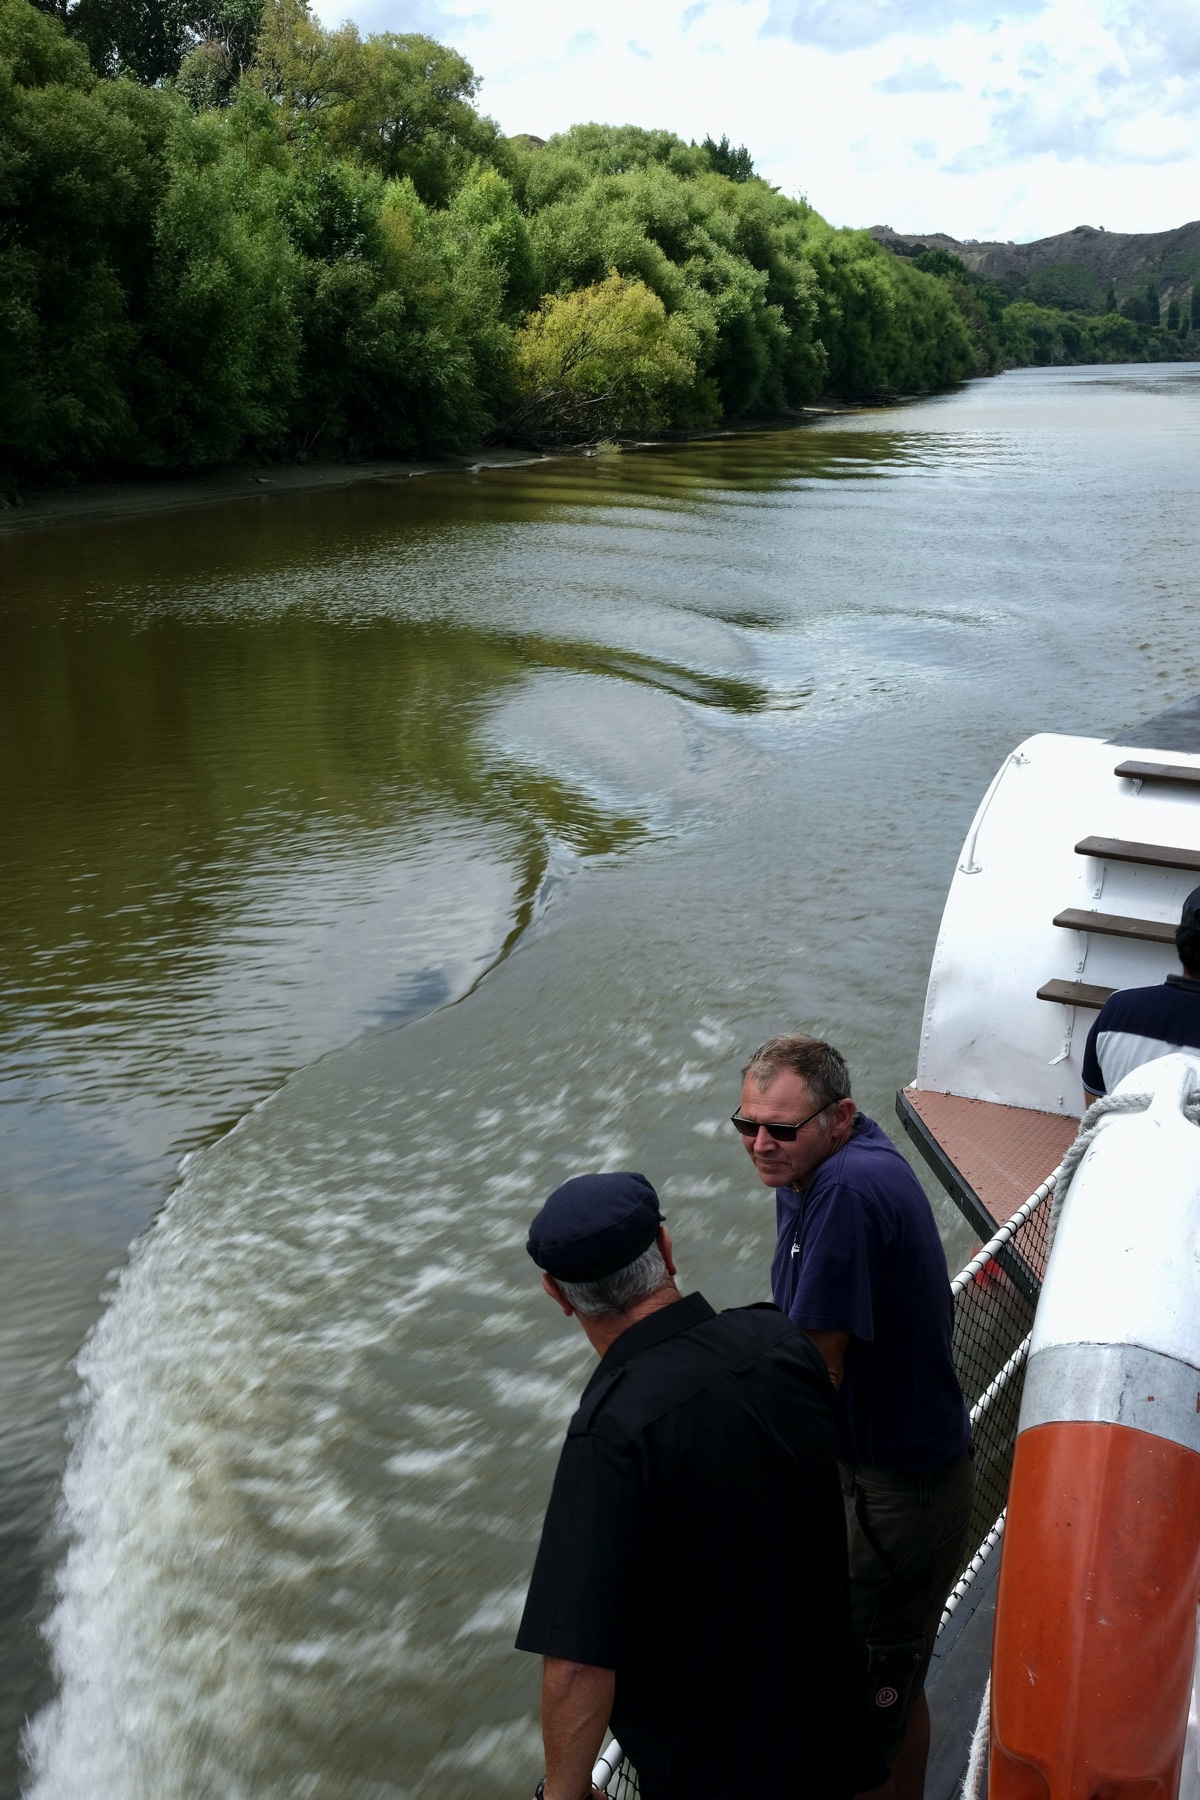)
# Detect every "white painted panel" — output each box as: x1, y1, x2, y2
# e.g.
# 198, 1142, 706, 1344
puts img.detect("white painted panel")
915, 734, 1200, 1114
1030, 1053, 1200, 1368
